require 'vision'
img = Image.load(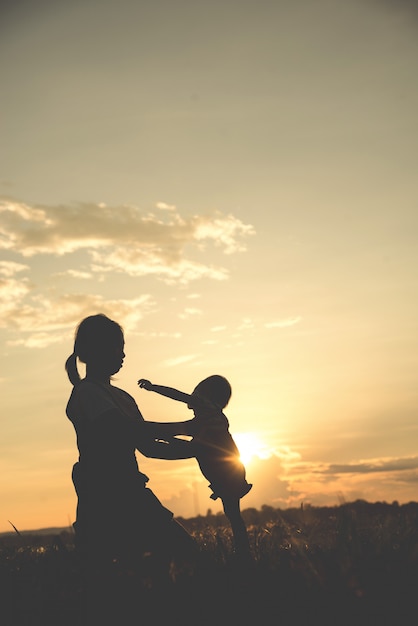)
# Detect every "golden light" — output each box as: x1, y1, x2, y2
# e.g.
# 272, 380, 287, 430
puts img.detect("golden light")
234, 432, 270, 465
